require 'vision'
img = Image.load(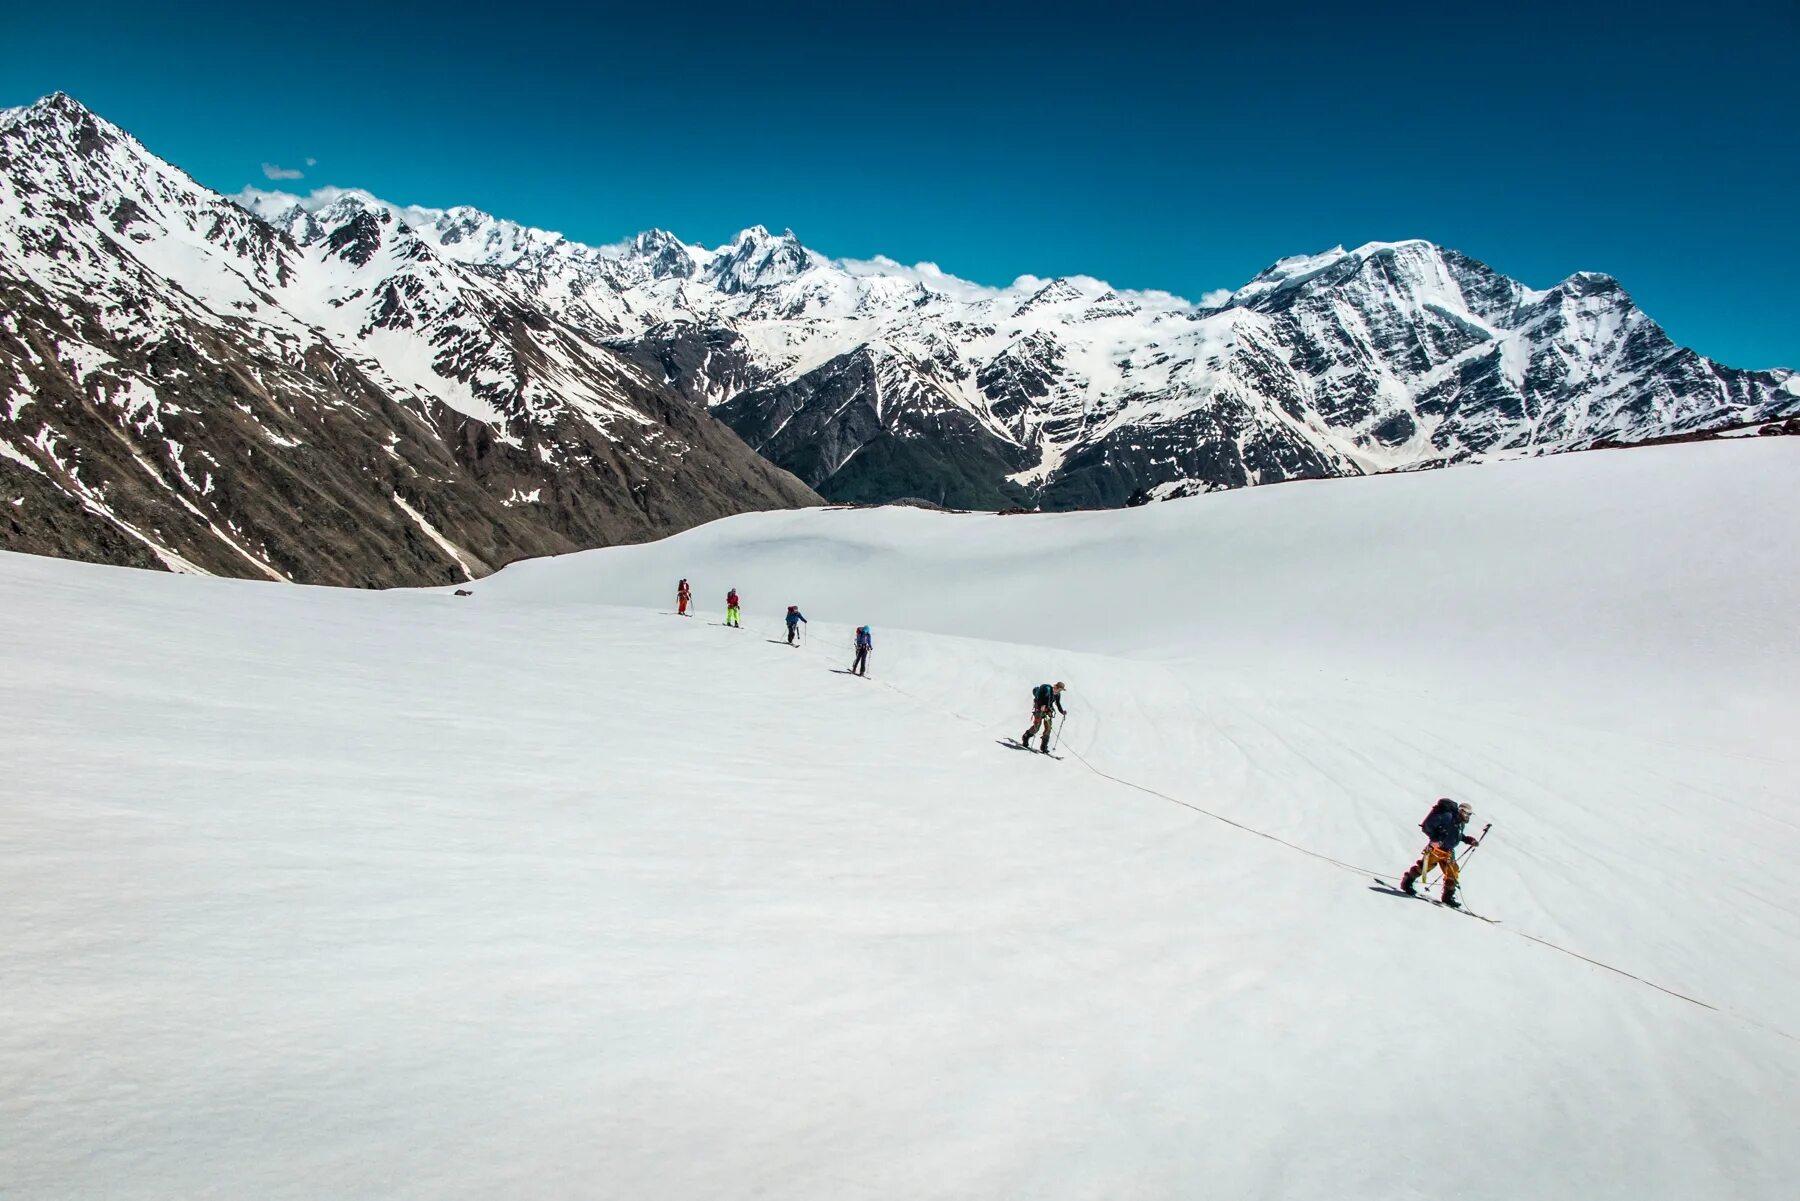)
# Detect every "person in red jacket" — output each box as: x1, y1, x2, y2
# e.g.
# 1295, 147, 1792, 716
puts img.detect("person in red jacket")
725, 588, 741, 628
676, 578, 692, 616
